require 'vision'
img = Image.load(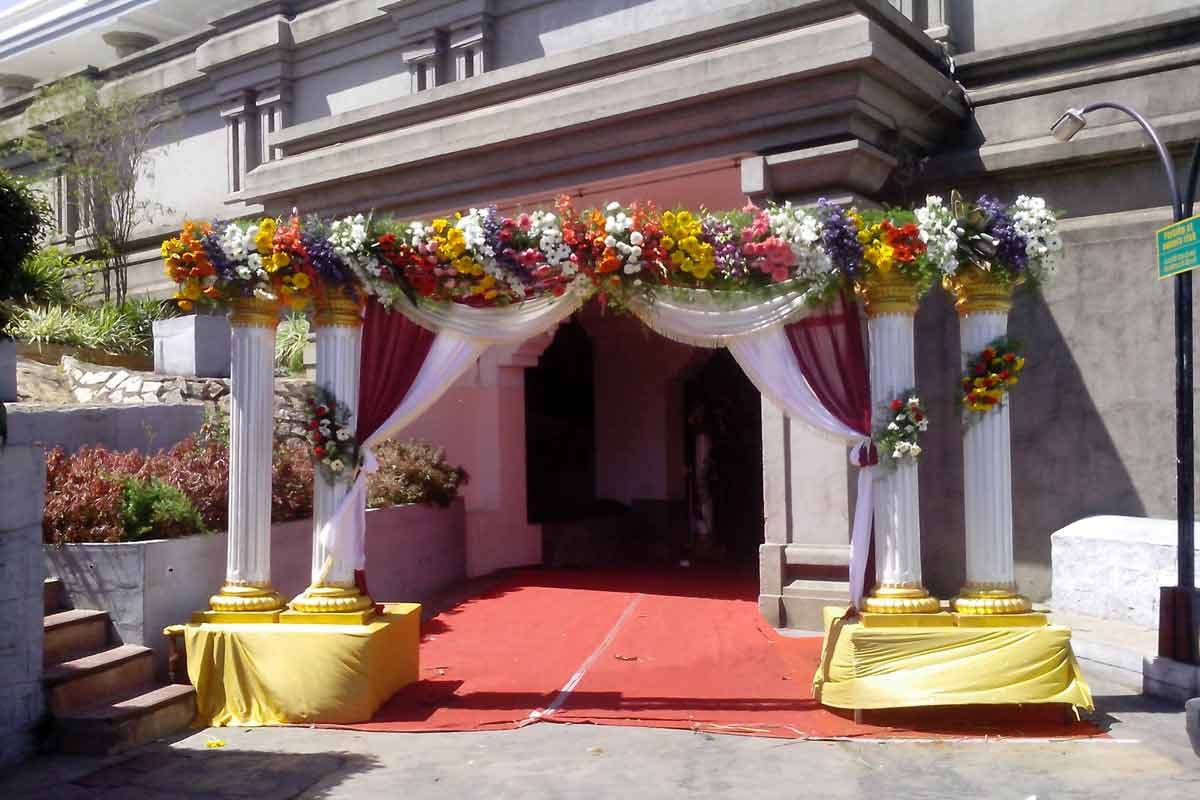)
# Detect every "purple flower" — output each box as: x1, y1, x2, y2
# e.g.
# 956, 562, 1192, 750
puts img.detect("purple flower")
200, 229, 240, 285
817, 199, 862, 276
976, 196, 1028, 271
701, 216, 746, 278
303, 231, 354, 287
